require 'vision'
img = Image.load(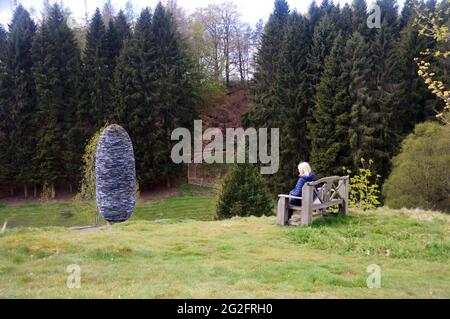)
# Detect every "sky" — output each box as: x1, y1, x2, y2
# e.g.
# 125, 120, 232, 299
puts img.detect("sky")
0, 0, 367, 28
